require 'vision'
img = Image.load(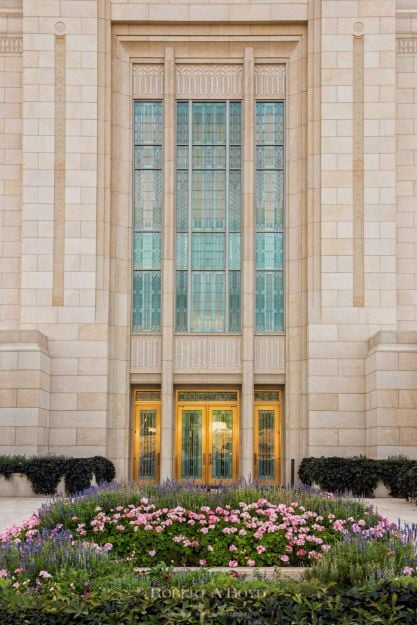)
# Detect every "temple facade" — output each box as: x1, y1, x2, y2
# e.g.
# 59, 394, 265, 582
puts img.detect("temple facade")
1, 0, 417, 482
